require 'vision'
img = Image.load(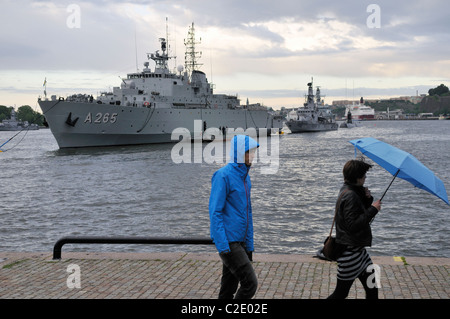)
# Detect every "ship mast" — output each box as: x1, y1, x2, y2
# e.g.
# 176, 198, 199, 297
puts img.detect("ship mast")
315, 86, 324, 106
184, 22, 202, 81
147, 18, 172, 73
304, 77, 315, 109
